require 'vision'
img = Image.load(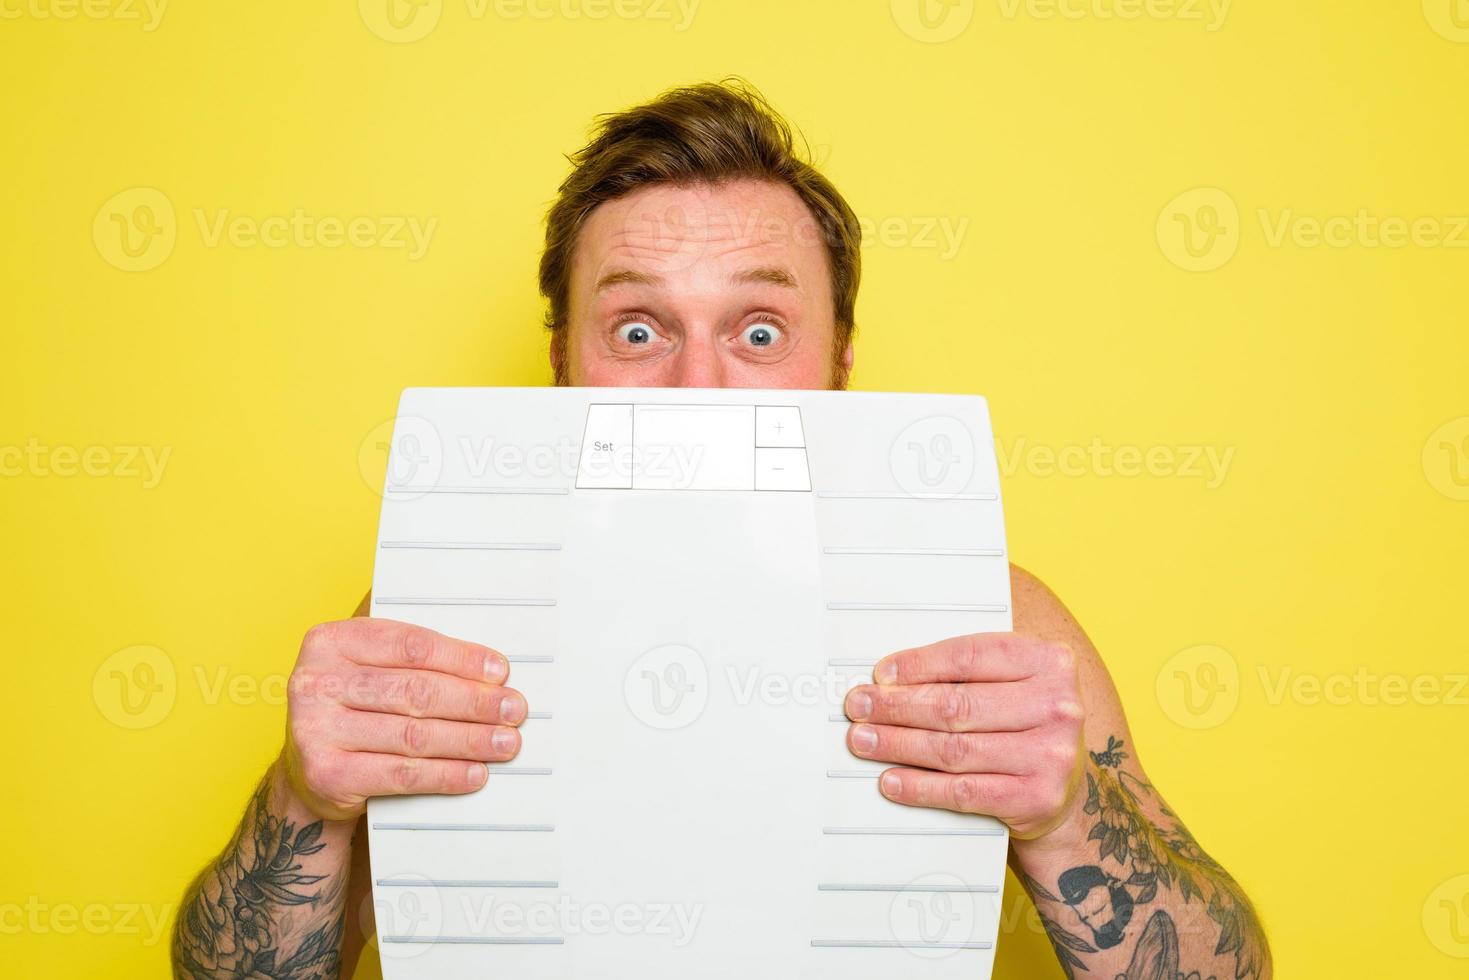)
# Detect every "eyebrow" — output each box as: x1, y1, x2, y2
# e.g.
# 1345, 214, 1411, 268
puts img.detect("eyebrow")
732, 266, 798, 288
593, 266, 799, 292
594, 269, 662, 291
